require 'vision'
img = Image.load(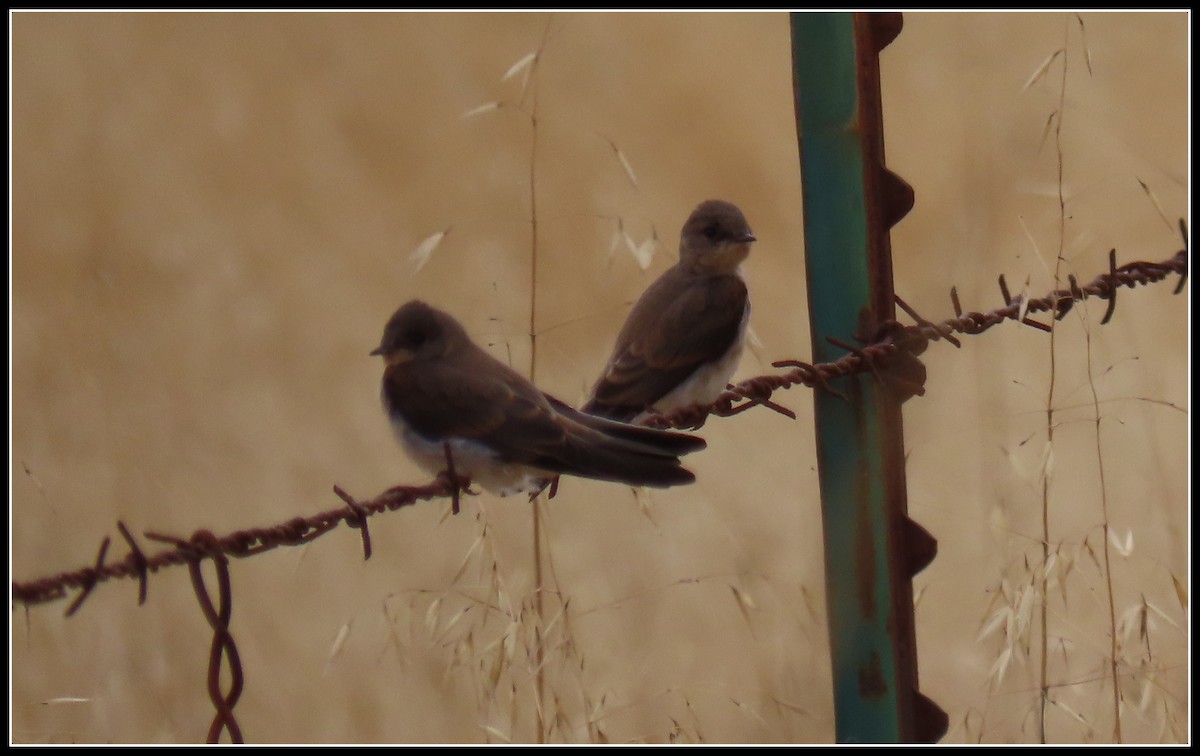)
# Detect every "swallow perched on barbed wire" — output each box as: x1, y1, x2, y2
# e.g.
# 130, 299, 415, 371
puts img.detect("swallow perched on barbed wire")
372, 300, 706, 497
583, 199, 756, 423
